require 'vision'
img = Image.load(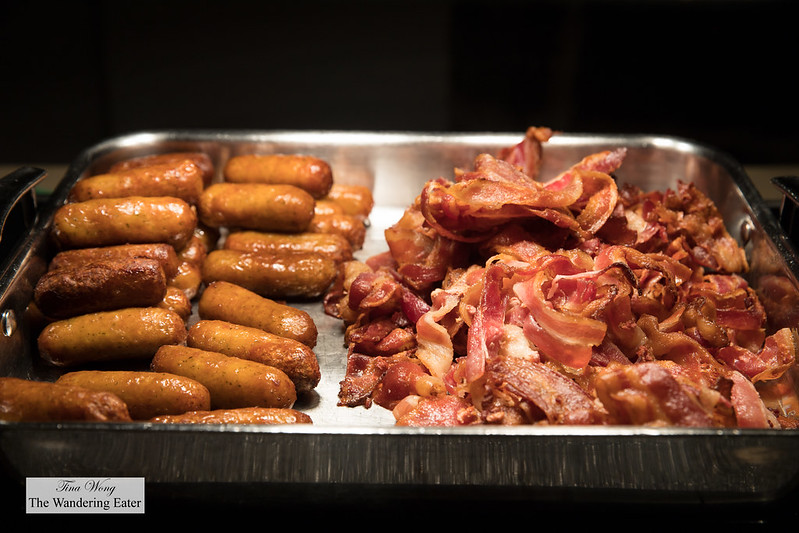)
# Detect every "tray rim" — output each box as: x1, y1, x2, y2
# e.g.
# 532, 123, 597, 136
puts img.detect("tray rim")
4, 128, 799, 435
